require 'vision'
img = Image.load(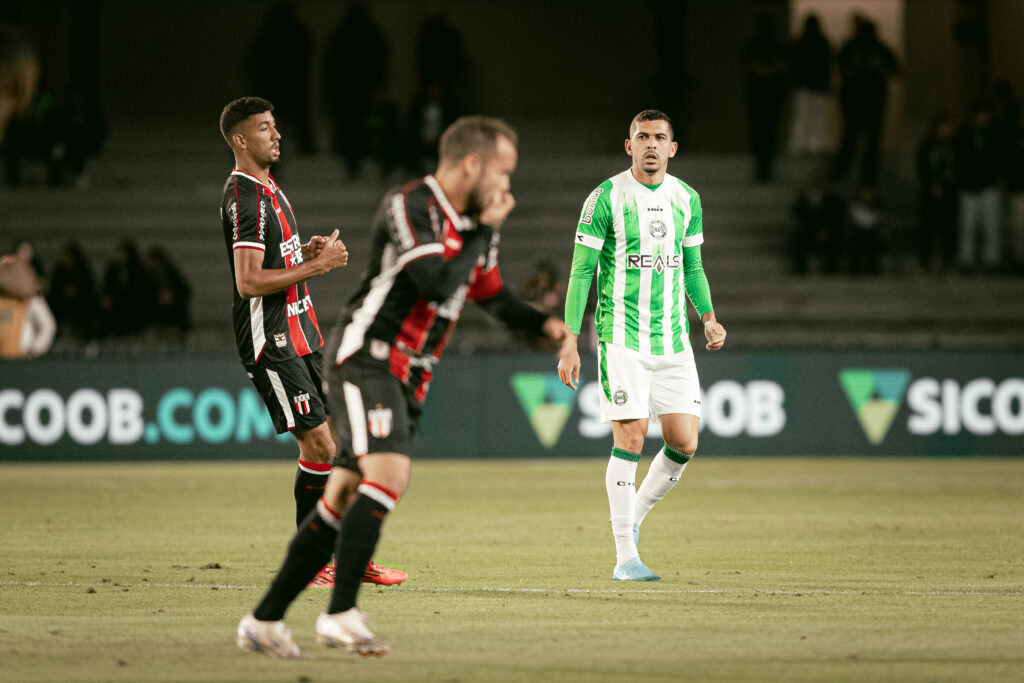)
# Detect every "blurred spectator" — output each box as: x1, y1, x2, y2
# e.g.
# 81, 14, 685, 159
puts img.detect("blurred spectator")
406, 82, 458, 176
60, 88, 107, 188
743, 13, 788, 182
100, 239, 150, 336
956, 100, 1001, 273
916, 114, 958, 272
416, 13, 470, 114
0, 22, 38, 144
145, 246, 191, 336
787, 14, 831, 157
4, 83, 106, 188
0, 242, 56, 358
1006, 108, 1024, 268
323, 3, 389, 178
364, 88, 401, 182
830, 16, 899, 185
247, 2, 315, 156
790, 173, 846, 274
847, 185, 885, 275
519, 261, 566, 351
48, 241, 100, 341
991, 80, 1021, 152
